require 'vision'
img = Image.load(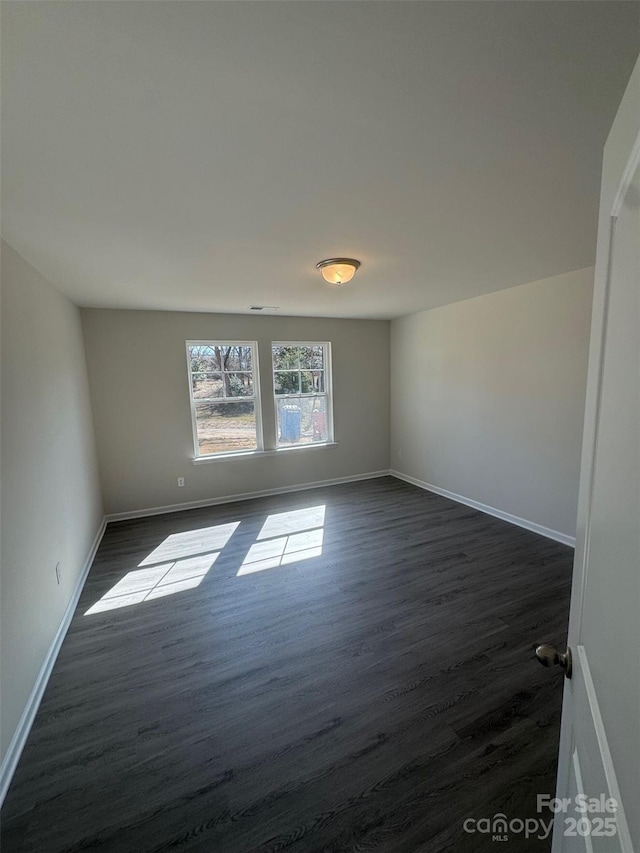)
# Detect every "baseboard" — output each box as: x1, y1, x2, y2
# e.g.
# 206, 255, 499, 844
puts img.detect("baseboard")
390, 470, 575, 547
105, 470, 392, 522
0, 517, 108, 807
